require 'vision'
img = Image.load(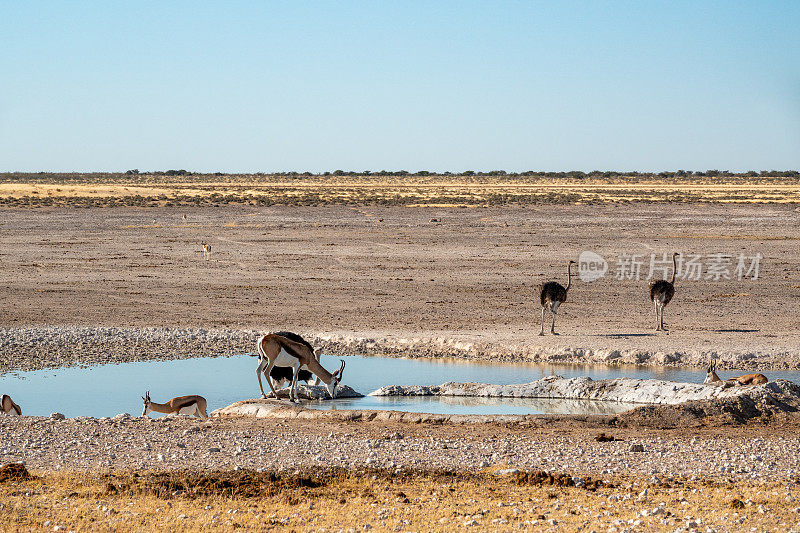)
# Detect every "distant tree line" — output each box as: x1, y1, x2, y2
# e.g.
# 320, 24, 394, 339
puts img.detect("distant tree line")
131, 169, 795, 178
139, 169, 799, 178
2, 169, 798, 182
